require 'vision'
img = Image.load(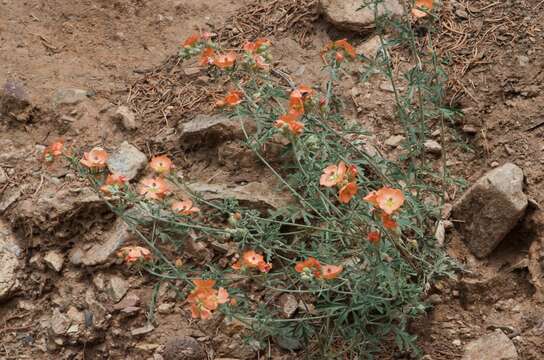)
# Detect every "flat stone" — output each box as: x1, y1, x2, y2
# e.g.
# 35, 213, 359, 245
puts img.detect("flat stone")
320, 0, 403, 31
179, 114, 255, 148
356, 35, 382, 59
188, 181, 292, 211
108, 275, 129, 303
452, 163, 527, 258
53, 88, 89, 106
0, 220, 21, 301
69, 218, 132, 266
384, 135, 405, 148
424, 139, 442, 154
462, 329, 518, 360
51, 308, 70, 336
107, 141, 148, 180
0, 186, 21, 213
112, 105, 138, 130
131, 323, 155, 336
278, 293, 298, 318
163, 336, 205, 360
43, 250, 65, 272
